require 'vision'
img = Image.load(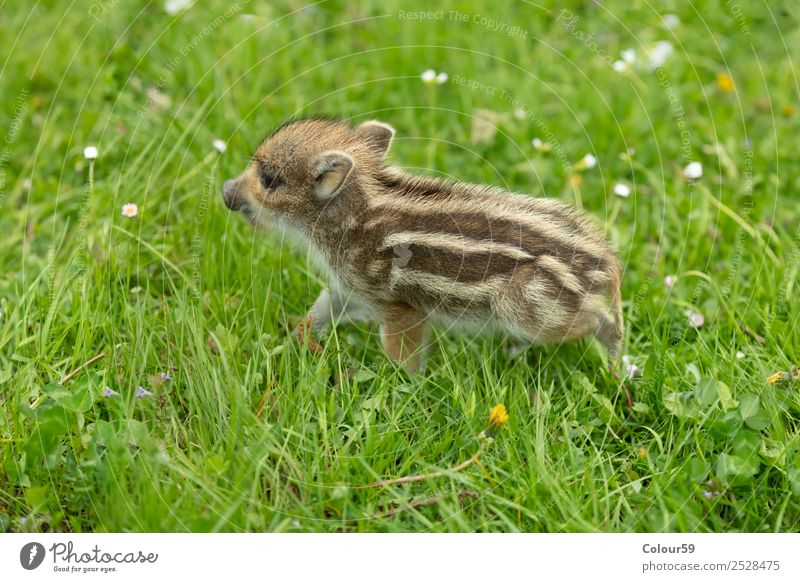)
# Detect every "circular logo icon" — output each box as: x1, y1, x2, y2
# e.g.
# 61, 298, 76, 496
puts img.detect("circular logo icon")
20, 542, 46, 570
